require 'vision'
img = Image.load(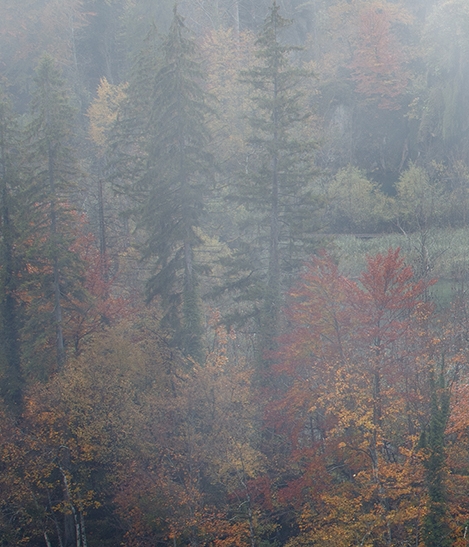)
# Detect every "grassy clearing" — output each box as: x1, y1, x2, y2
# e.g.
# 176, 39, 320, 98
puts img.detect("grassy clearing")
330, 228, 469, 306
